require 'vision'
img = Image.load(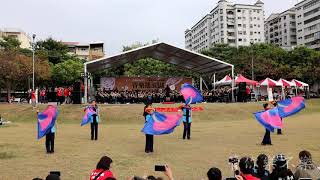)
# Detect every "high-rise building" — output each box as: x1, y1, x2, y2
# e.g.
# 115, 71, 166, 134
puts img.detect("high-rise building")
0, 28, 32, 49
295, 0, 320, 50
265, 8, 297, 50
63, 41, 105, 61
185, 0, 265, 53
